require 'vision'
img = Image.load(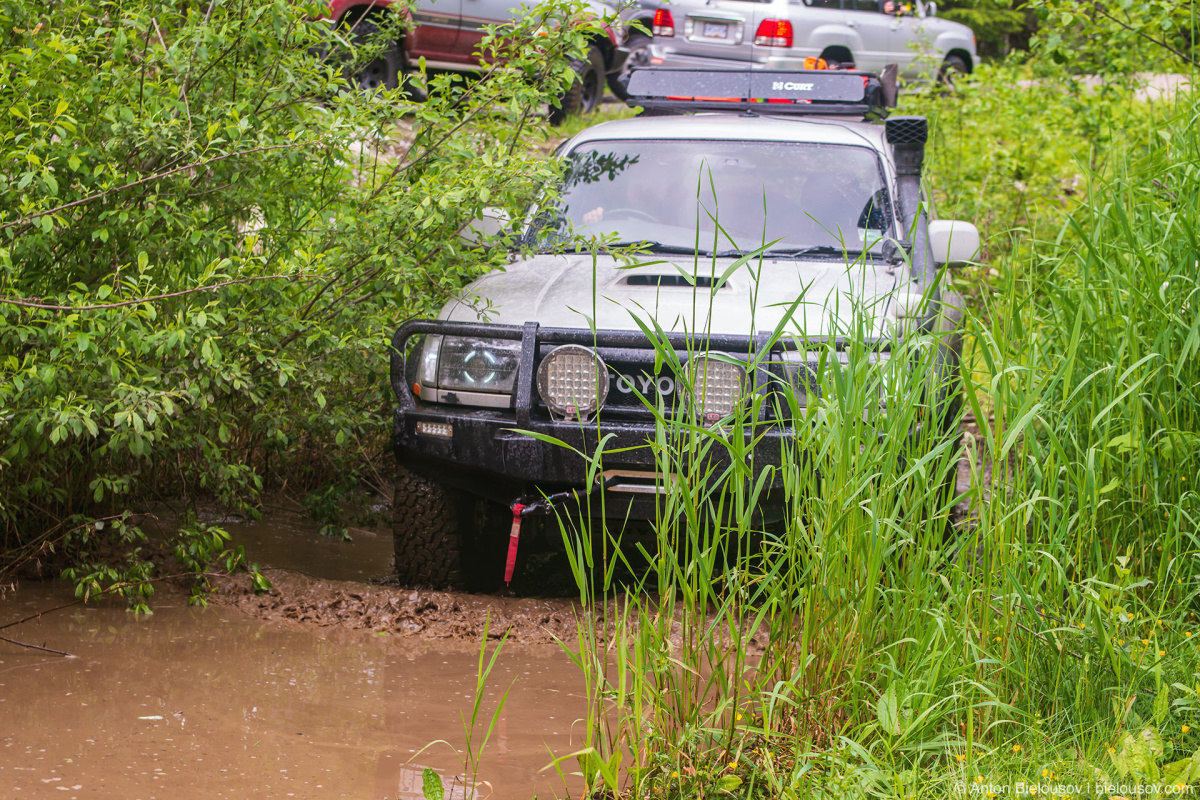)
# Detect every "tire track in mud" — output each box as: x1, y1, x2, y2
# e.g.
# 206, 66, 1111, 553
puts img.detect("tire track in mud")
213, 570, 586, 645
